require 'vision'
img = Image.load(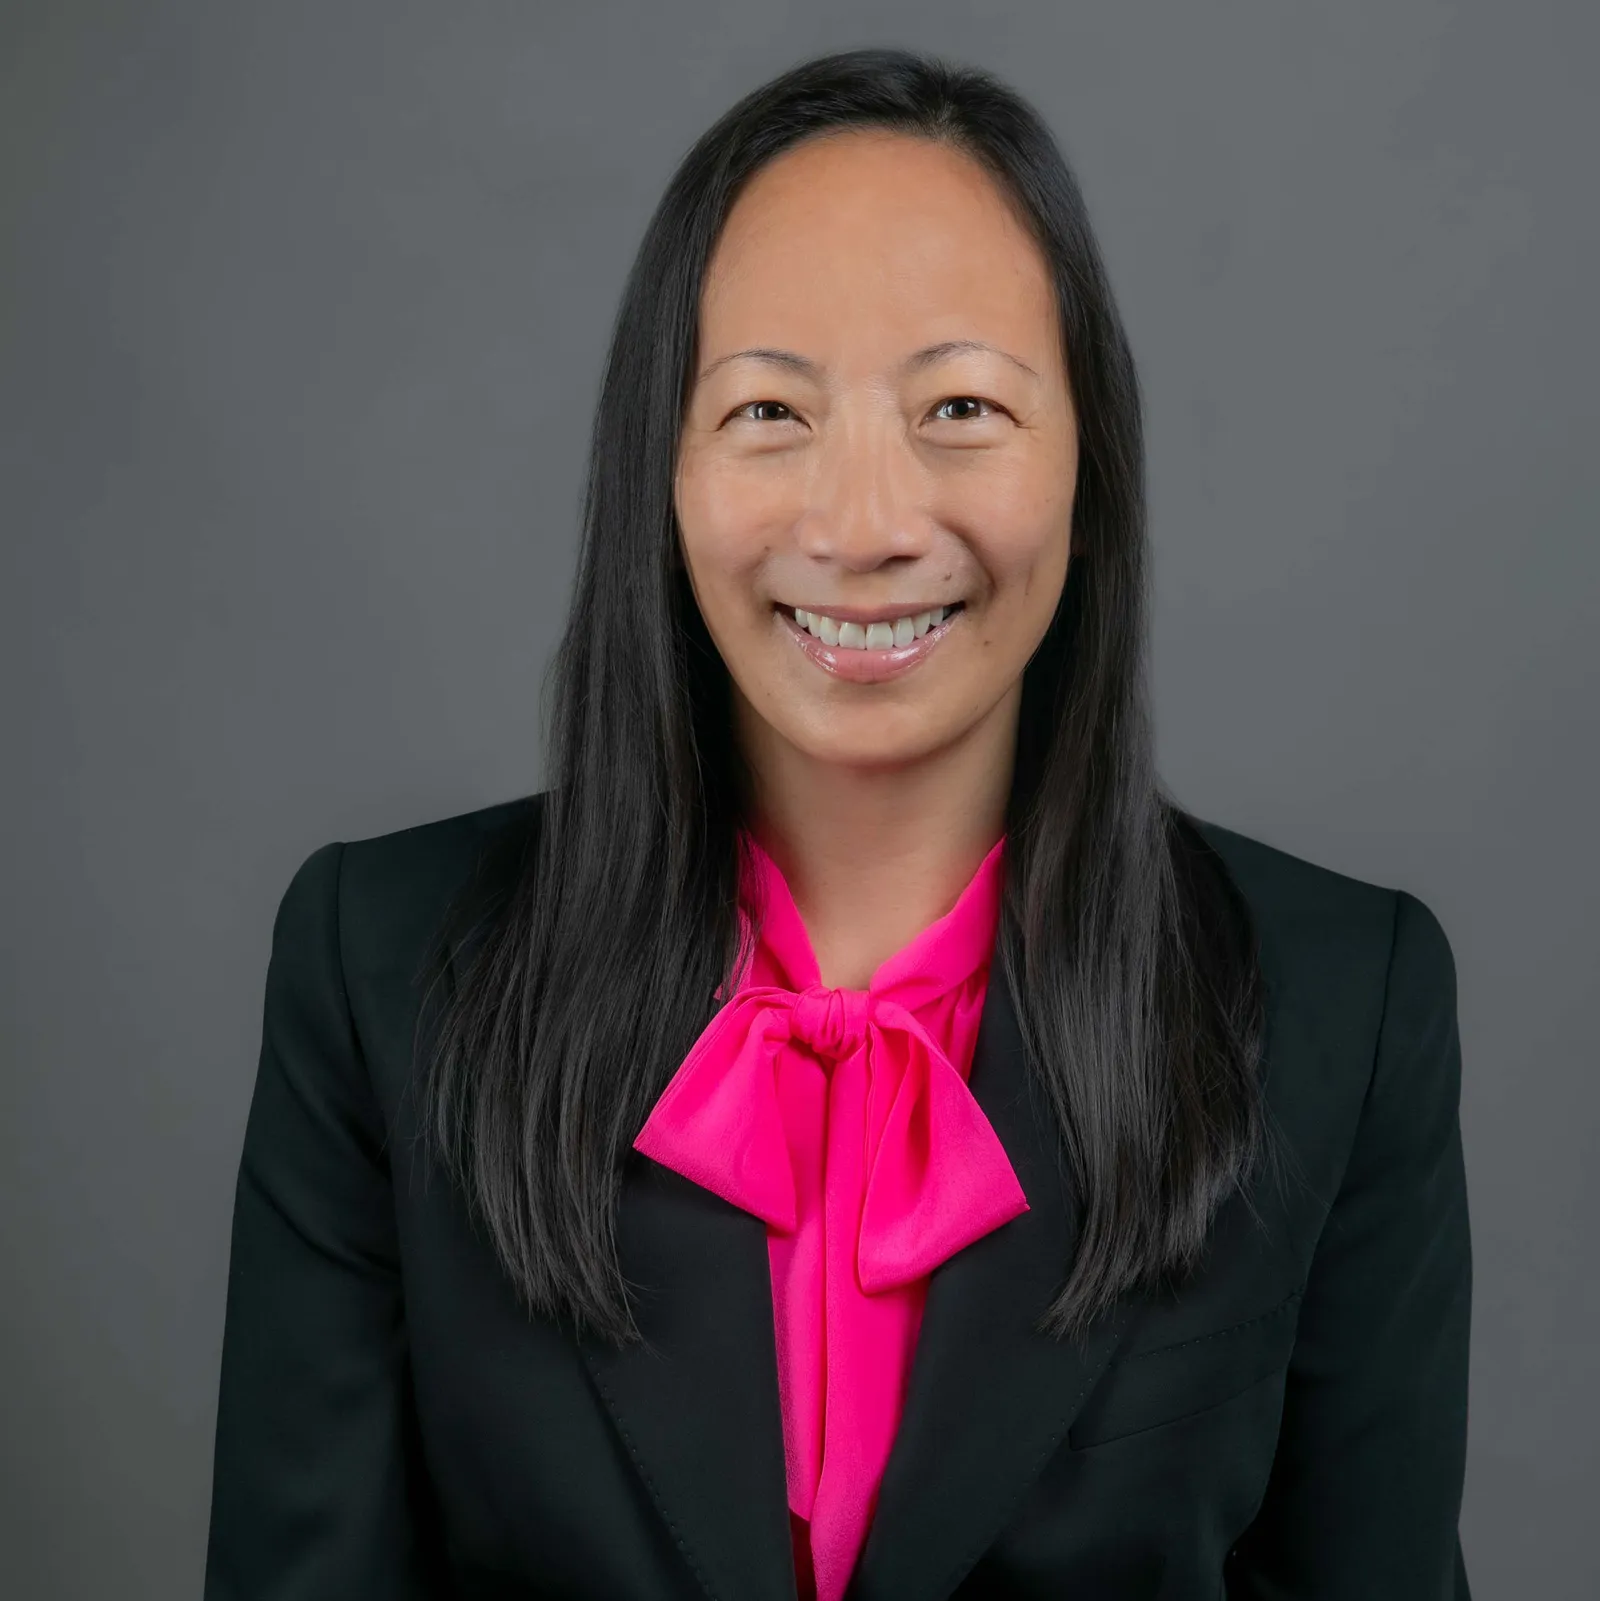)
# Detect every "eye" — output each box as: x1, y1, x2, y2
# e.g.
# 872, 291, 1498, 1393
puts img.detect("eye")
932, 396, 998, 422
729, 400, 798, 424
